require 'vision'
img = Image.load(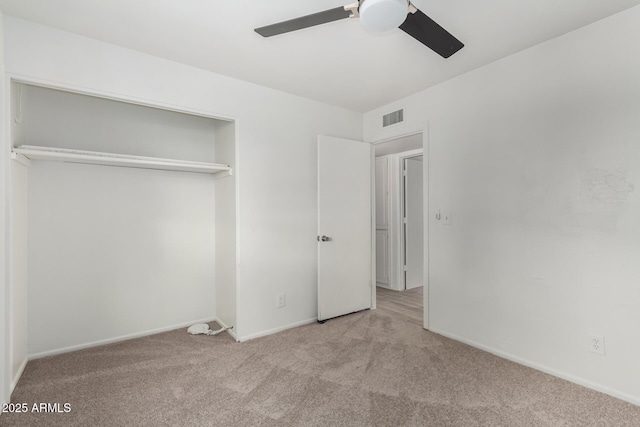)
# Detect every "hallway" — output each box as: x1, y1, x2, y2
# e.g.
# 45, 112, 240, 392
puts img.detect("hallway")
376, 286, 423, 327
